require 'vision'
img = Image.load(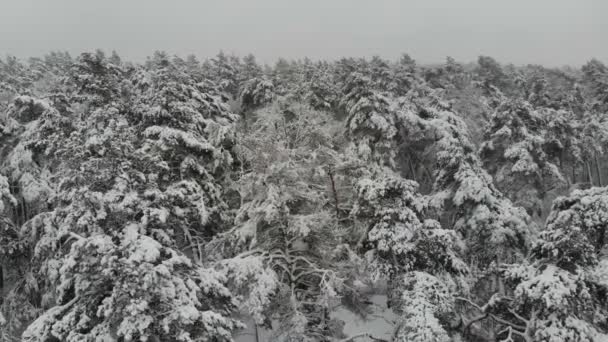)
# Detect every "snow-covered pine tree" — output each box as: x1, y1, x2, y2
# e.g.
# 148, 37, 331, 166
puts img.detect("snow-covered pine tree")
69, 50, 126, 107
0, 56, 34, 95
582, 59, 608, 113
0, 94, 72, 339
487, 187, 608, 341
211, 102, 361, 341
341, 72, 468, 341
211, 51, 241, 99
1, 52, 243, 342
1, 49, 608, 342
392, 88, 534, 339
289, 61, 339, 111
480, 99, 568, 217
240, 54, 263, 84
239, 77, 275, 114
